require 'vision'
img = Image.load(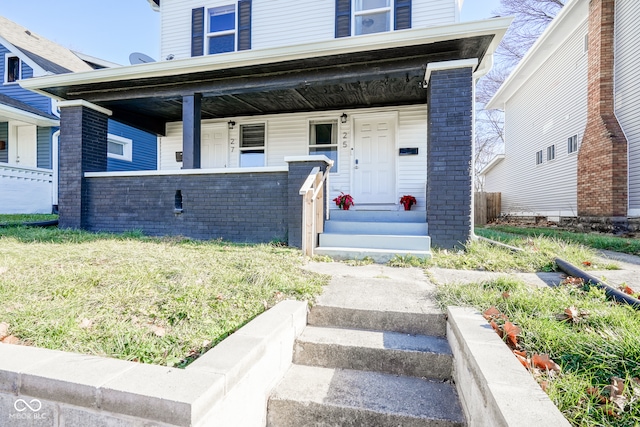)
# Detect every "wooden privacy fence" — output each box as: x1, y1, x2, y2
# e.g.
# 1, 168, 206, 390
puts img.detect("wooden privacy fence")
475, 192, 501, 226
